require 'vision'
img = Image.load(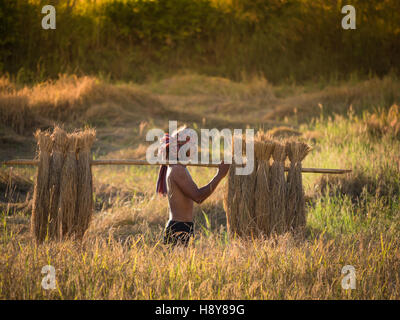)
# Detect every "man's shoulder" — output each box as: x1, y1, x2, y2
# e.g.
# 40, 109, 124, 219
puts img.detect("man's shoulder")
169, 165, 190, 178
